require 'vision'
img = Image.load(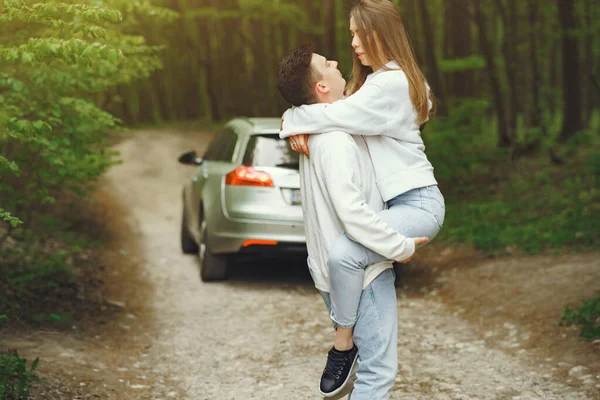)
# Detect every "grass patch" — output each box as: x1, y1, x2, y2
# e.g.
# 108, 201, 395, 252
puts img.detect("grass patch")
0, 195, 108, 325
426, 103, 599, 255
0, 349, 39, 400
561, 294, 600, 340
